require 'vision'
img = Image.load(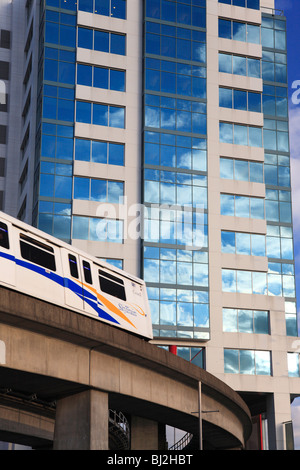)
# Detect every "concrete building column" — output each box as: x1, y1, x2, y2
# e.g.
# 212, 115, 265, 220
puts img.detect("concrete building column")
131, 416, 162, 450
266, 393, 292, 450
53, 390, 109, 450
